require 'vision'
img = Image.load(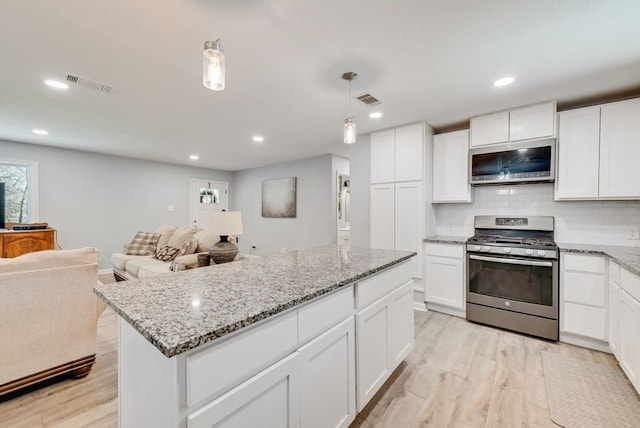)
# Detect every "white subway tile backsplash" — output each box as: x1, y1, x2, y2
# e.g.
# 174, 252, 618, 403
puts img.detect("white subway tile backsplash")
434, 183, 640, 246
